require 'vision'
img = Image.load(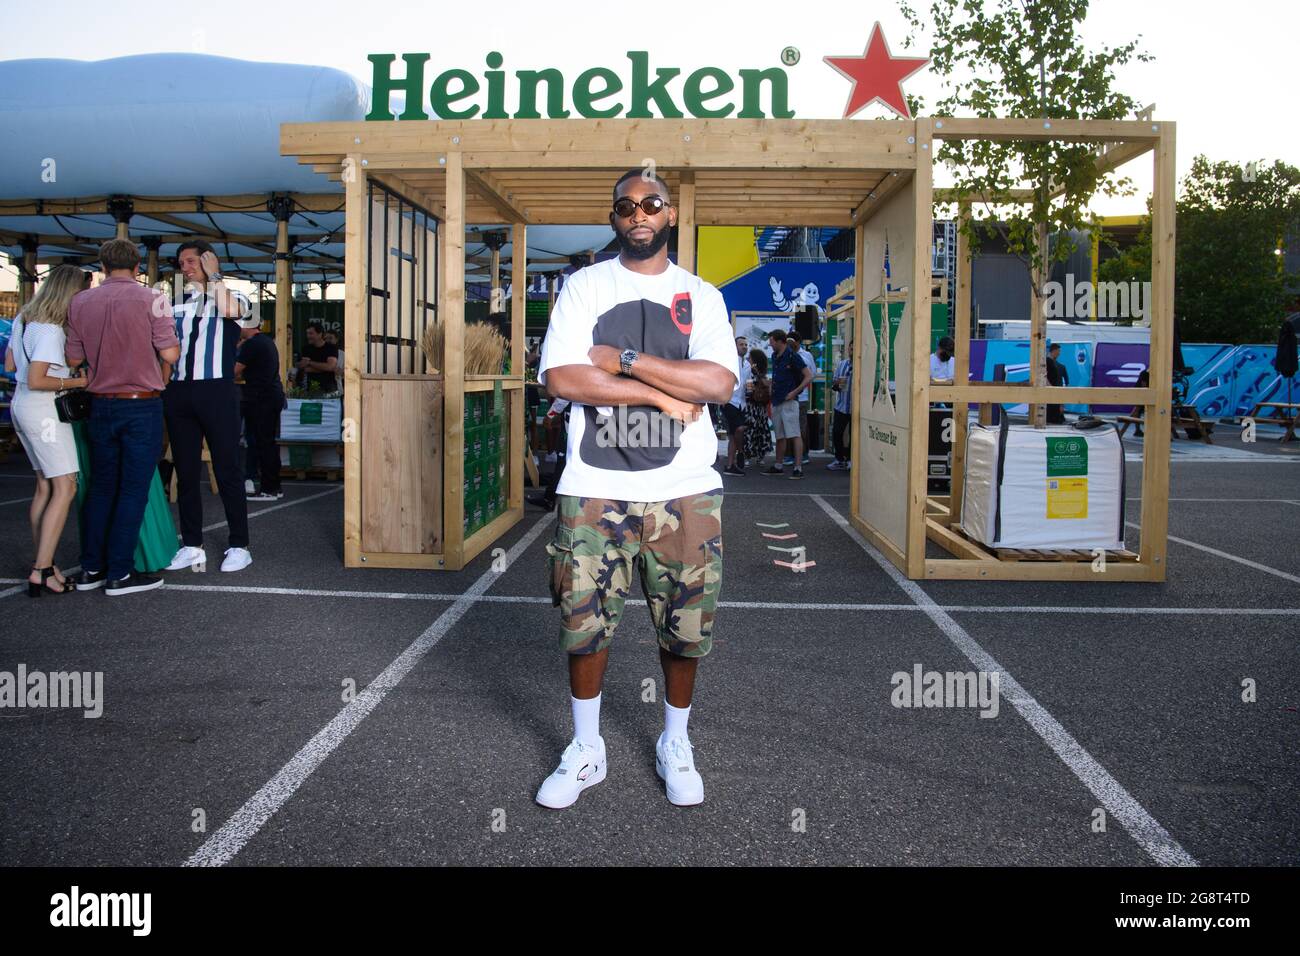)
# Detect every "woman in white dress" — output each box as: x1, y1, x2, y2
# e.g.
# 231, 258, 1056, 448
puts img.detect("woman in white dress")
4, 265, 91, 595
